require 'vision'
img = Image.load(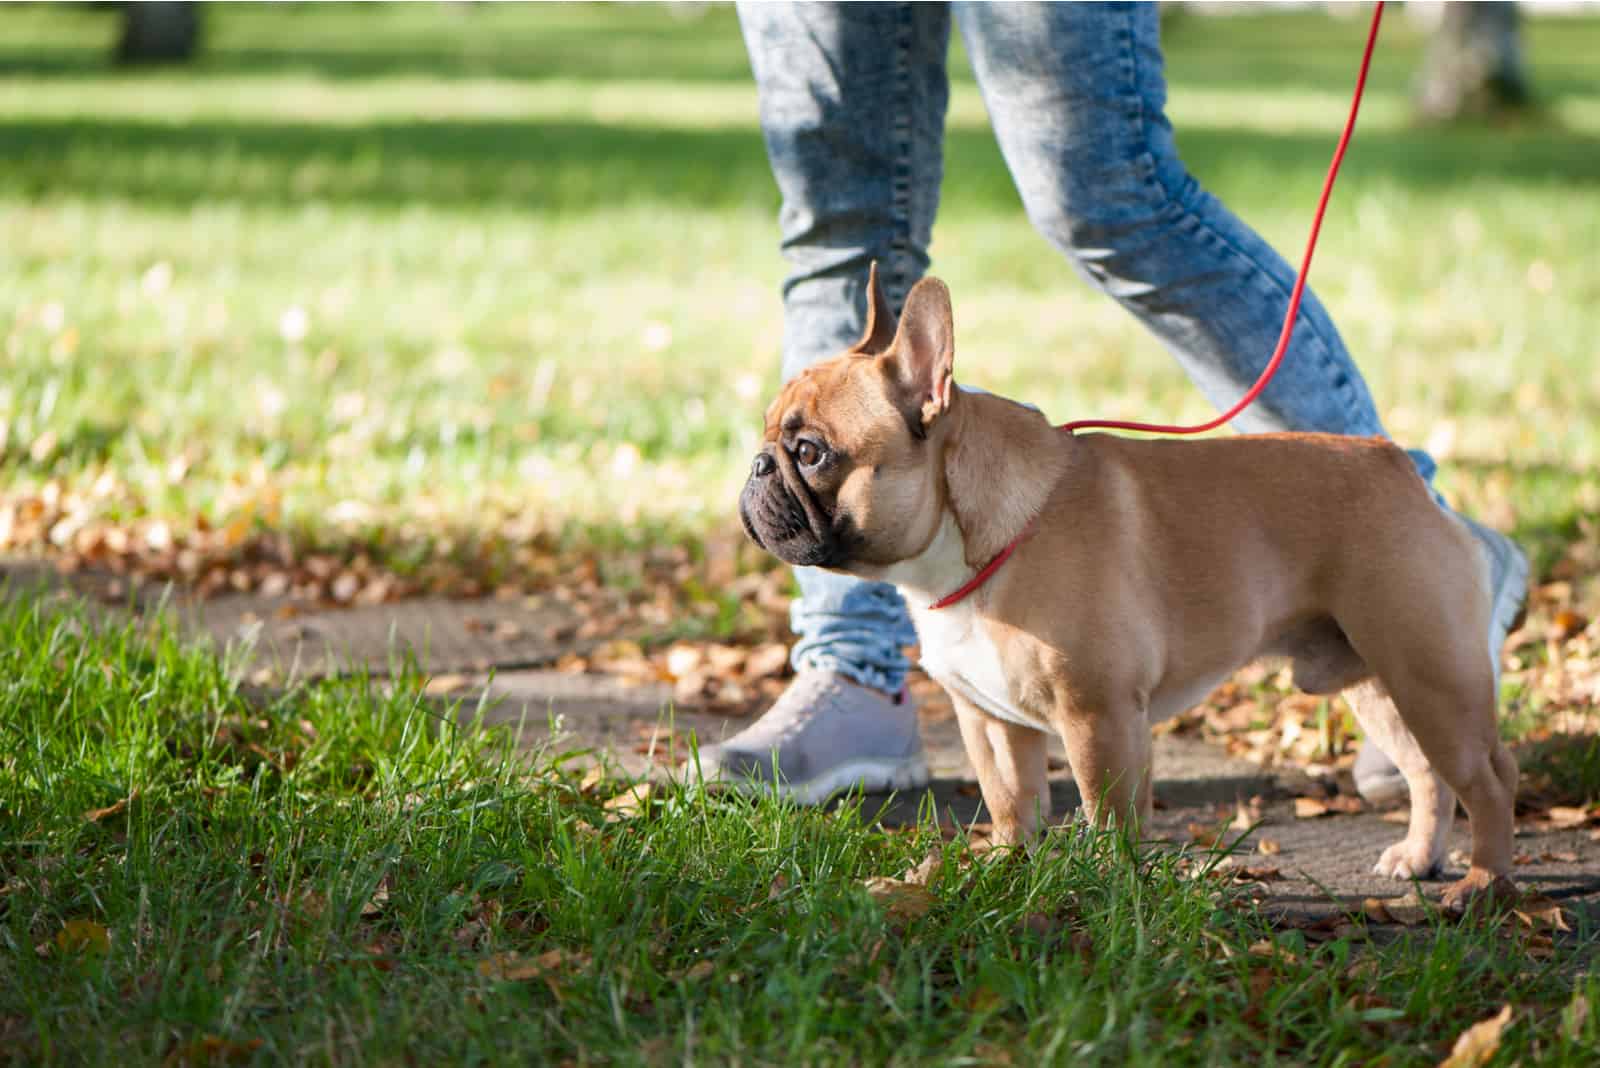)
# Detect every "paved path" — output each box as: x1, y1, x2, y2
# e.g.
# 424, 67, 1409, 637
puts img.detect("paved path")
8, 555, 1599, 923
